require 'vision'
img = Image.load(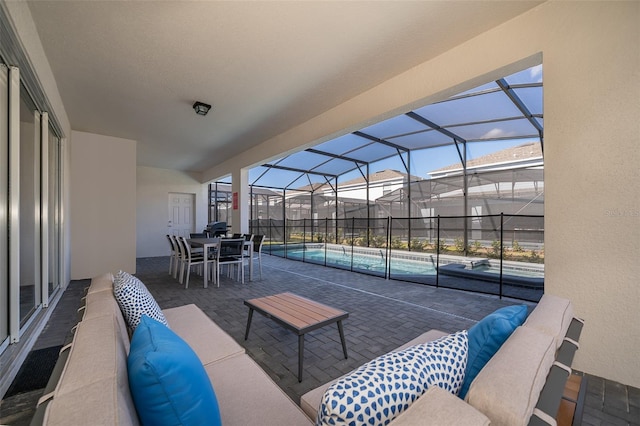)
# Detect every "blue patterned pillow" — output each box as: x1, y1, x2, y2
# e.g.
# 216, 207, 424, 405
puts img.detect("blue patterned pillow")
113, 270, 168, 331
317, 331, 468, 426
